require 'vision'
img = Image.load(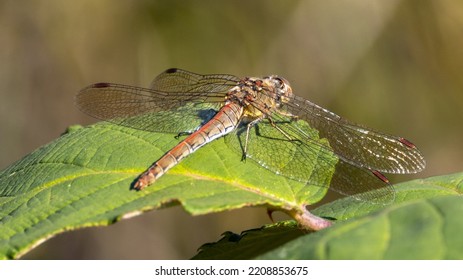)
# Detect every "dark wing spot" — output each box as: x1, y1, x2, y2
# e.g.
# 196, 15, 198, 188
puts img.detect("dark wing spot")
92, 82, 111, 88
165, 68, 179, 73
372, 170, 390, 183
399, 137, 416, 149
